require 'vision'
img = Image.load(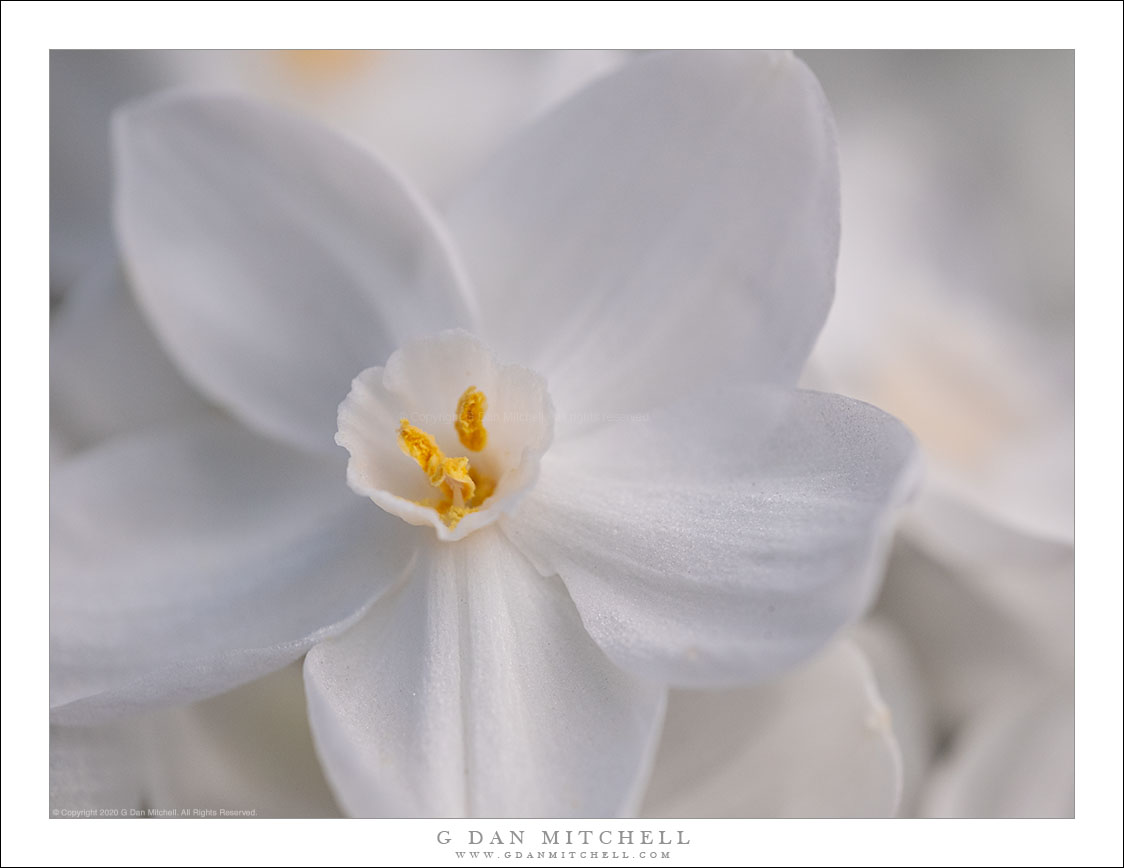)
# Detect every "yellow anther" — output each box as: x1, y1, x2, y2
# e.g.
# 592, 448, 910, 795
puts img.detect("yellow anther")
397, 399, 492, 530
455, 386, 488, 451
397, 420, 447, 487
